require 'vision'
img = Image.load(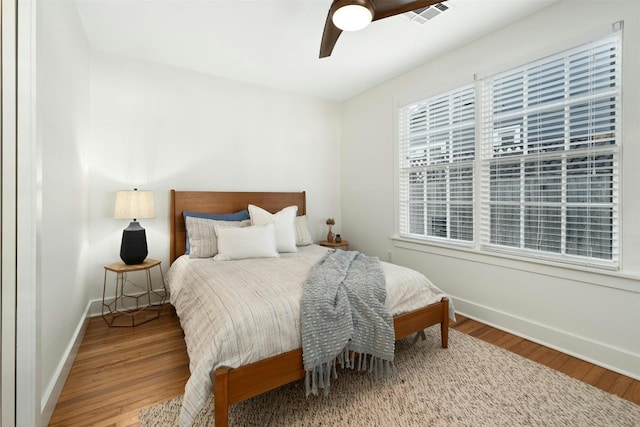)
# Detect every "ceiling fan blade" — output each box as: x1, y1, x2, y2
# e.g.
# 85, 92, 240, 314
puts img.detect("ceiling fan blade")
372, 0, 444, 21
319, 11, 343, 58
319, 0, 443, 58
